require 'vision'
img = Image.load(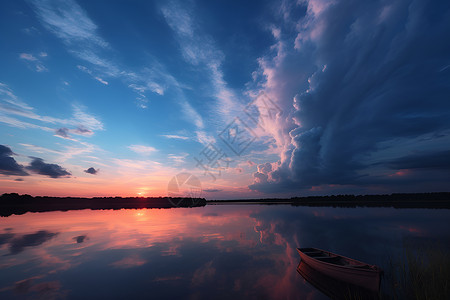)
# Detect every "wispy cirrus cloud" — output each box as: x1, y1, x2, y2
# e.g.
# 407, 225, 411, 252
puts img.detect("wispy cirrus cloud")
76, 65, 108, 85
0, 82, 33, 110
19, 53, 36, 61
111, 158, 162, 172
29, 0, 108, 48
70, 104, 103, 131
19, 143, 61, 156
160, 1, 242, 124
25, 0, 206, 153
29, 0, 147, 100
29, 0, 205, 133
20, 141, 99, 164
168, 153, 188, 164
160, 134, 189, 140
128, 82, 163, 96
19, 52, 48, 72
0, 114, 53, 132
1, 84, 97, 127
127, 145, 157, 155
180, 98, 204, 130
0, 83, 103, 138
94, 77, 108, 85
